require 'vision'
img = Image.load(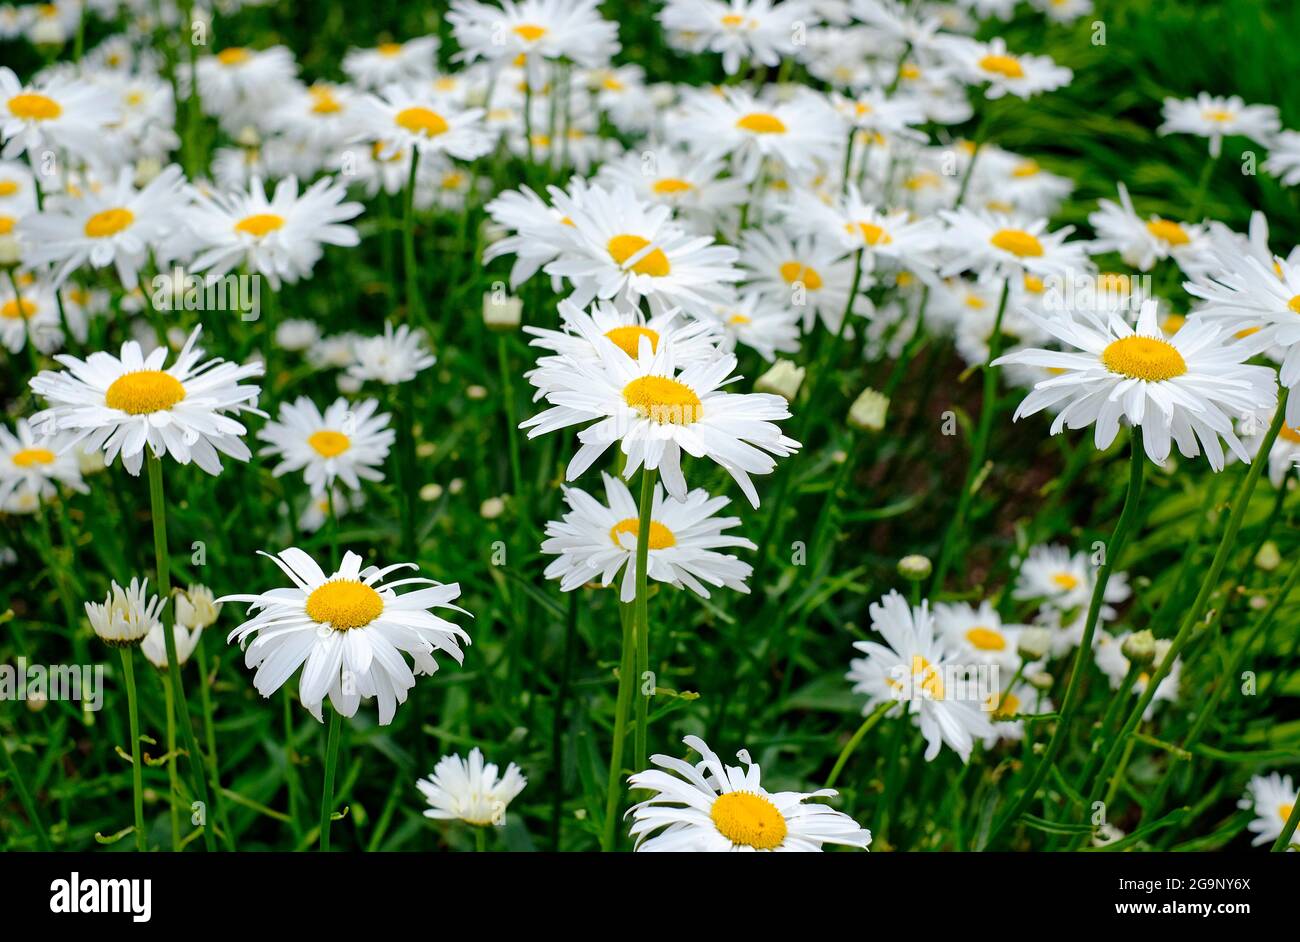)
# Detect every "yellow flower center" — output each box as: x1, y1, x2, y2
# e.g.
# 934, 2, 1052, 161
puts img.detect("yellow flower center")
512, 23, 547, 42
1236, 326, 1261, 339
710, 791, 787, 850
1161, 314, 1186, 335
608, 518, 676, 550
720, 13, 746, 27
1023, 274, 1045, 293
622, 376, 702, 425
0, 180, 20, 196
83, 207, 134, 238
966, 627, 1006, 651
604, 325, 659, 358
1102, 335, 1188, 382
1051, 572, 1080, 591
911, 655, 945, 699
216, 47, 250, 66
395, 106, 449, 138
1146, 219, 1189, 246
728, 313, 752, 325
310, 86, 343, 114
1012, 159, 1041, 178
979, 54, 1025, 79
377, 42, 403, 56
304, 580, 383, 630
990, 228, 1044, 258
1099, 272, 1130, 292
964, 293, 986, 310
652, 177, 693, 195
8, 92, 62, 121
607, 234, 671, 277
1203, 109, 1235, 123
846, 222, 892, 246
104, 370, 186, 414
1286, 295, 1300, 314
307, 430, 351, 458
905, 171, 940, 191
12, 447, 55, 467
1280, 802, 1295, 823
0, 215, 14, 234
779, 261, 824, 290
1, 298, 35, 319
990, 691, 1020, 720
234, 213, 285, 238
1278, 425, 1300, 445
735, 112, 787, 134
